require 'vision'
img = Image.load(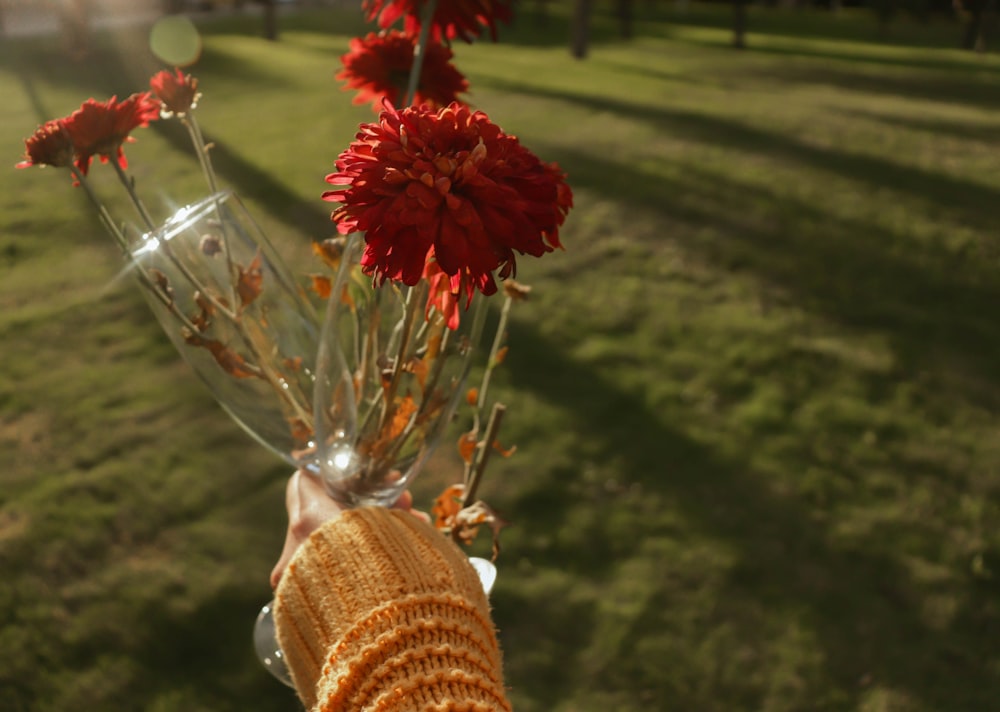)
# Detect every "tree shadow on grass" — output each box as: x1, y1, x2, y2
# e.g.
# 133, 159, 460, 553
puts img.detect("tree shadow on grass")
477, 76, 1000, 229
665, 26, 1000, 78
760, 63, 1000, 111
497, 312, 1000, 711
835, 106, 1000, 144
133, 584, 295, 710
541, 139, 1000, 407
